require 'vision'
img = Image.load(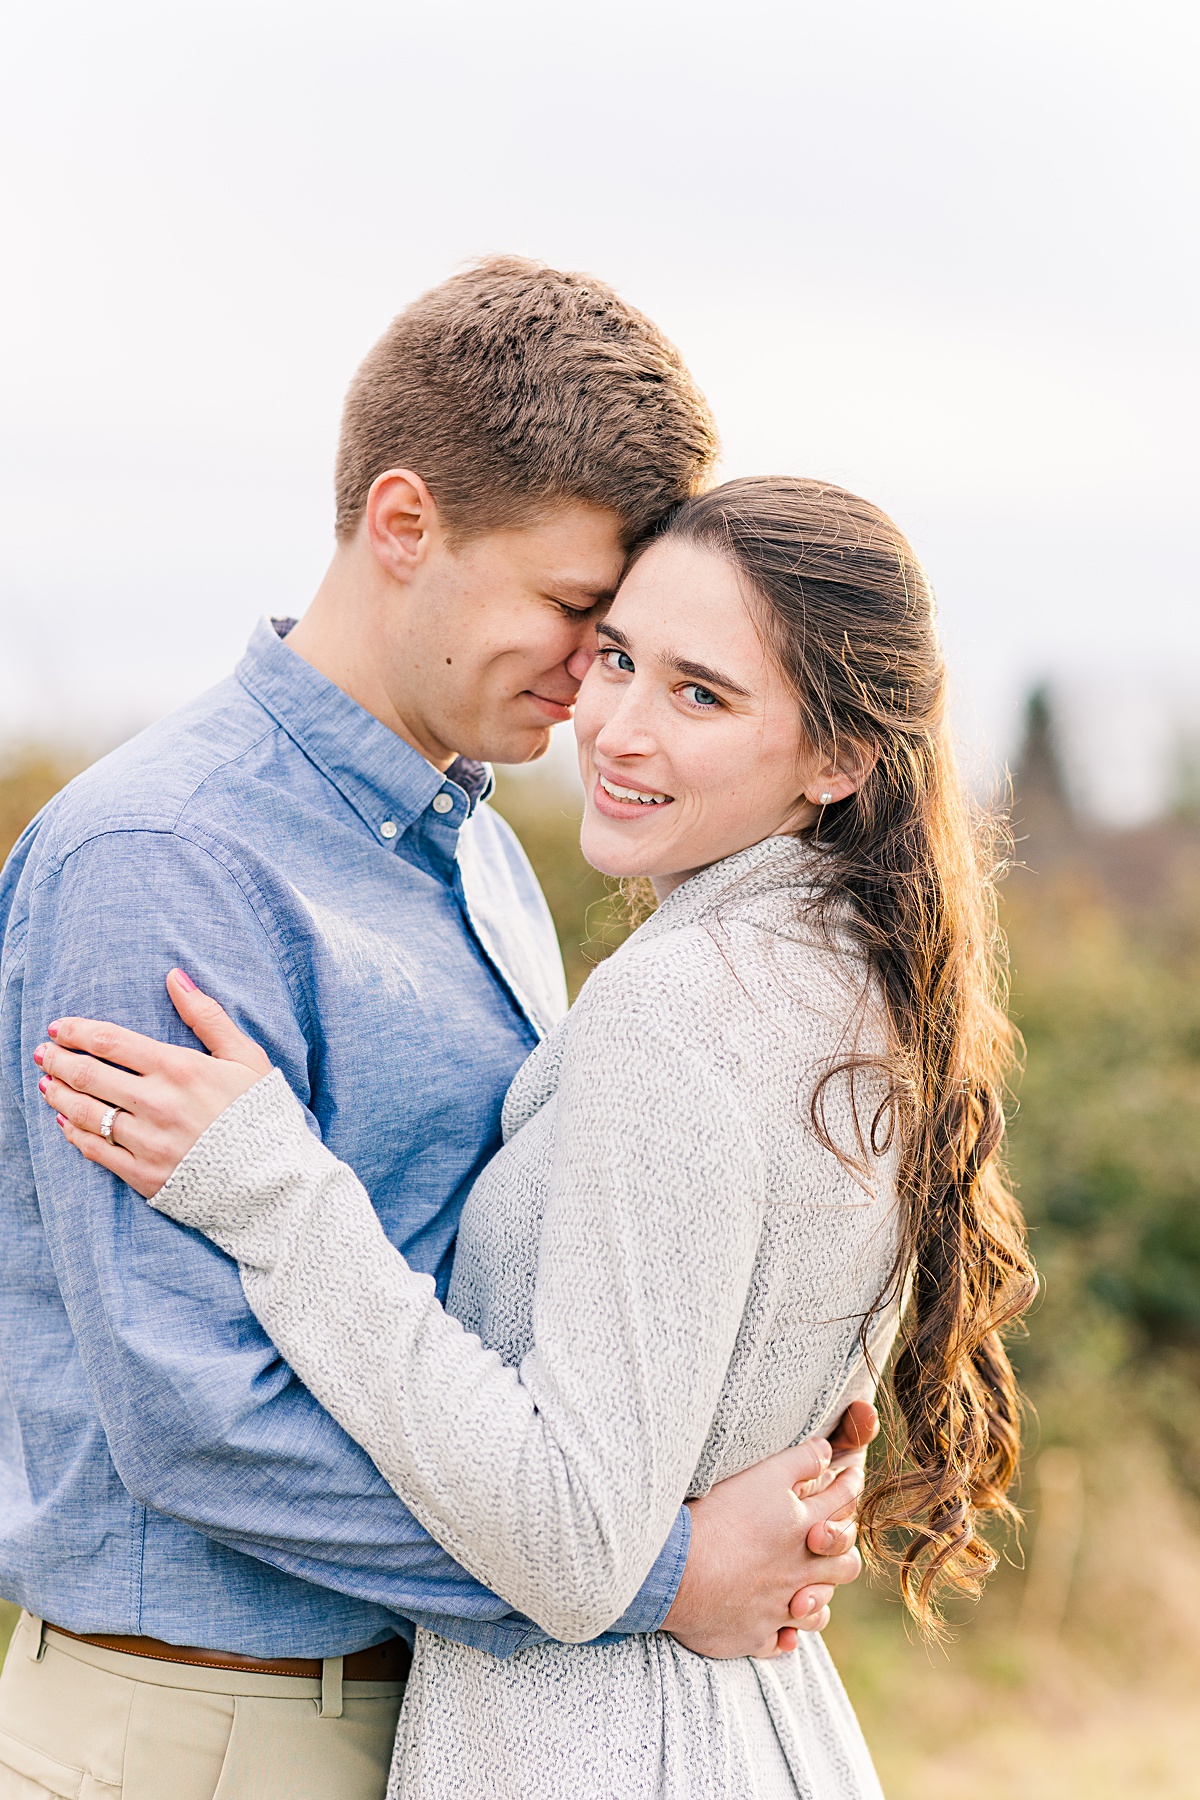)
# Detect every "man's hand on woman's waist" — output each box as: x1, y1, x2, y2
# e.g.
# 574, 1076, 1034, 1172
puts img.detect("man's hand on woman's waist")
662, 1400, 877, 1660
